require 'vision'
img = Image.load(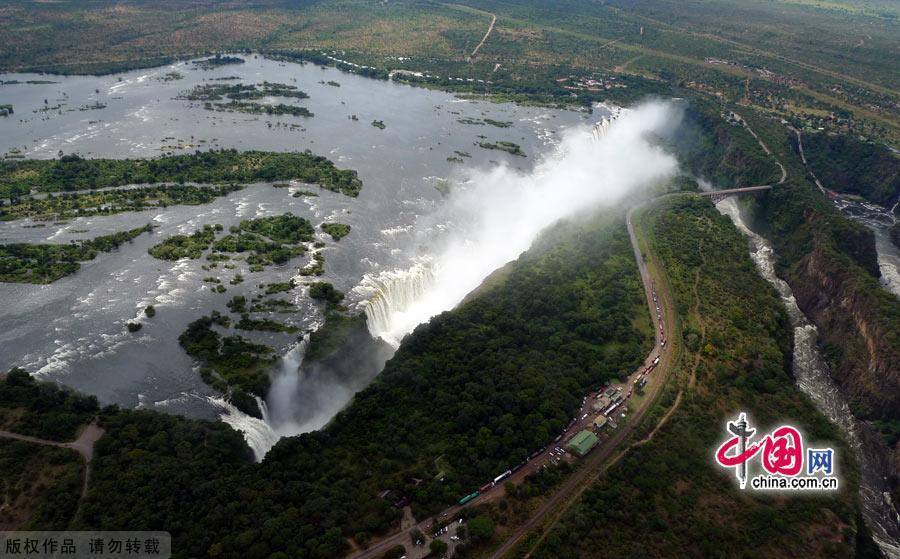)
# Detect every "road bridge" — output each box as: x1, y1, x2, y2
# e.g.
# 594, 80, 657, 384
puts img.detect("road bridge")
697, 184, 772, 204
